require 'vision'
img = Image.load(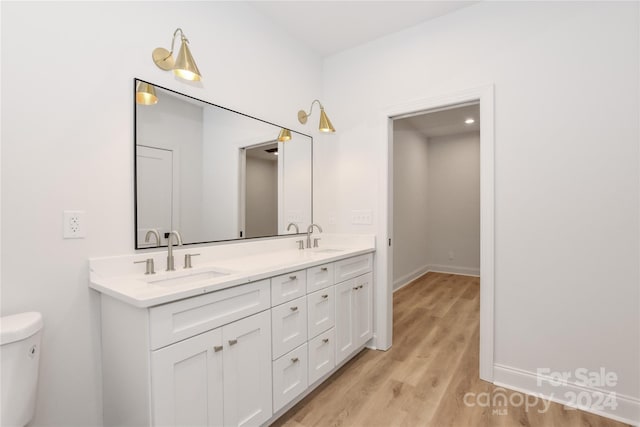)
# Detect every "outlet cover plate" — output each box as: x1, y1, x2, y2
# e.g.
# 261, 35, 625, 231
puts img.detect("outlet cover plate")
64, 210, 86, 239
